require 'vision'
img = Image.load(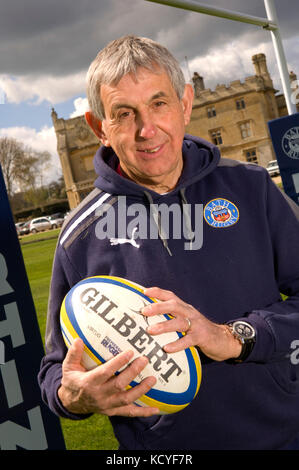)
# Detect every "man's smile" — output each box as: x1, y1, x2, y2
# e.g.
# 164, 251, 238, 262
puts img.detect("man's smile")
136, 144, 164, 155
